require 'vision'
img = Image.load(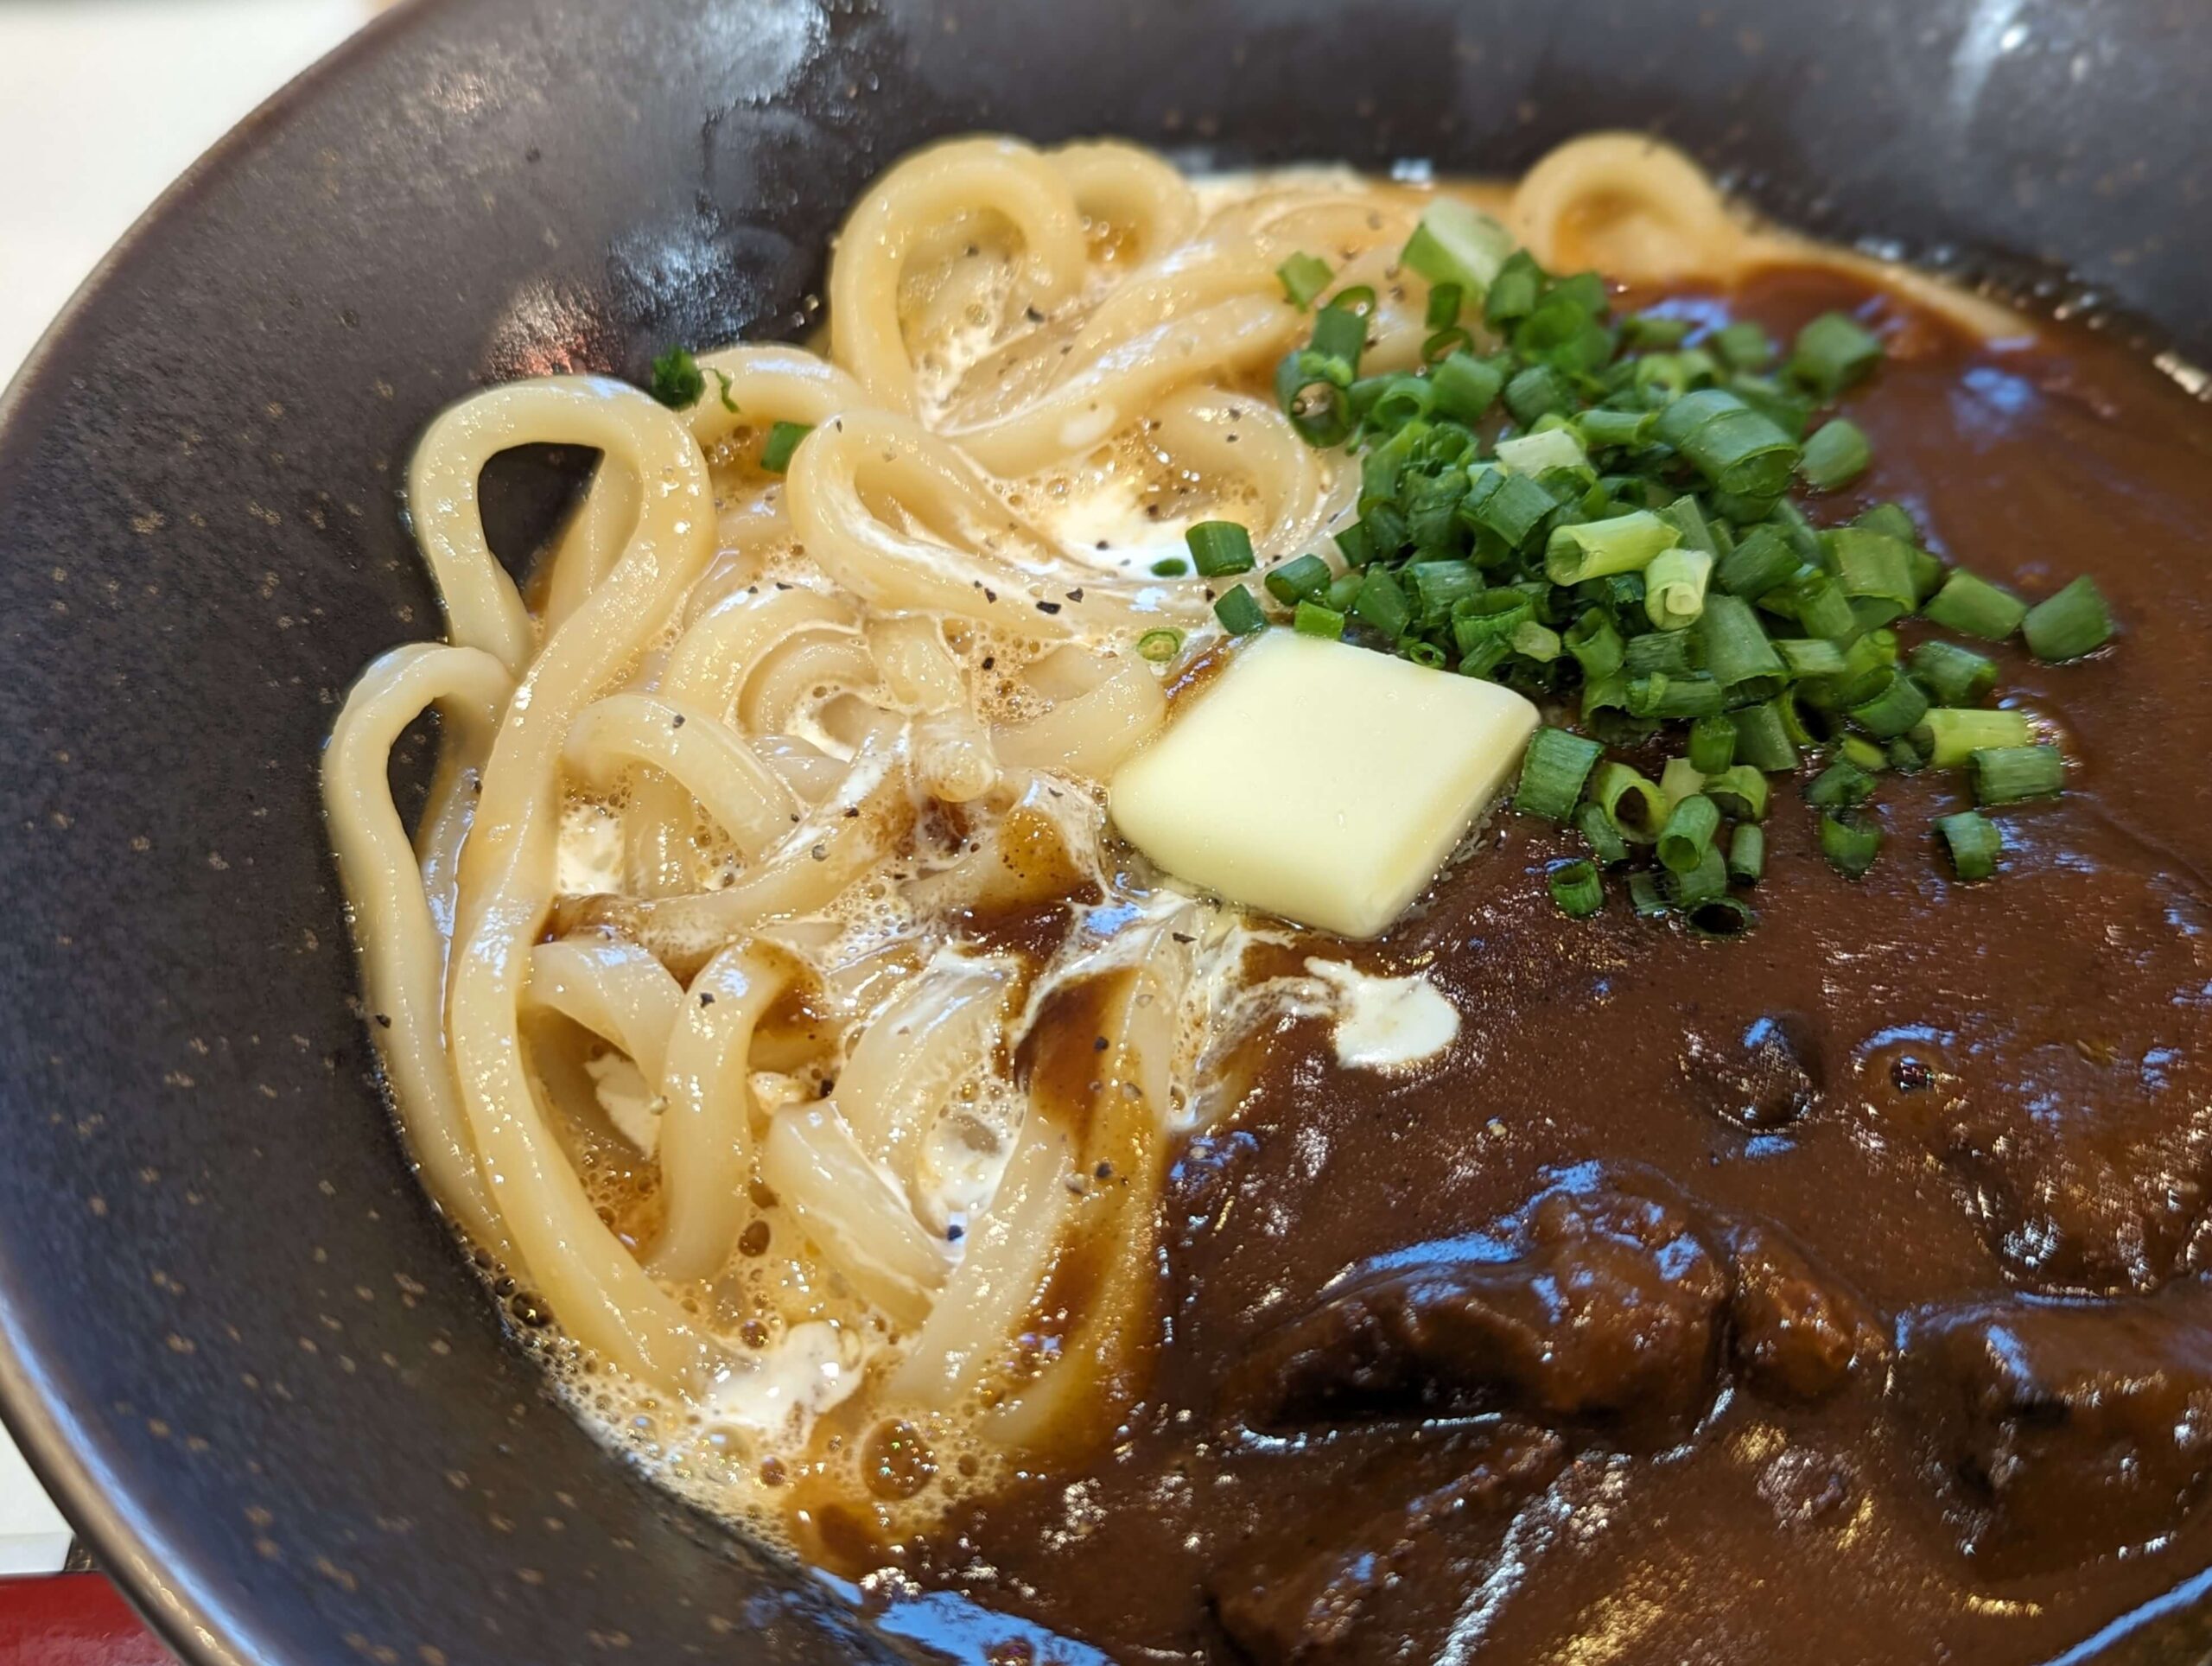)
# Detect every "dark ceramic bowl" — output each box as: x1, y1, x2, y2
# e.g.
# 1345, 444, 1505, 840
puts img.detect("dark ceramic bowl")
3, 1, 2210, 1661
